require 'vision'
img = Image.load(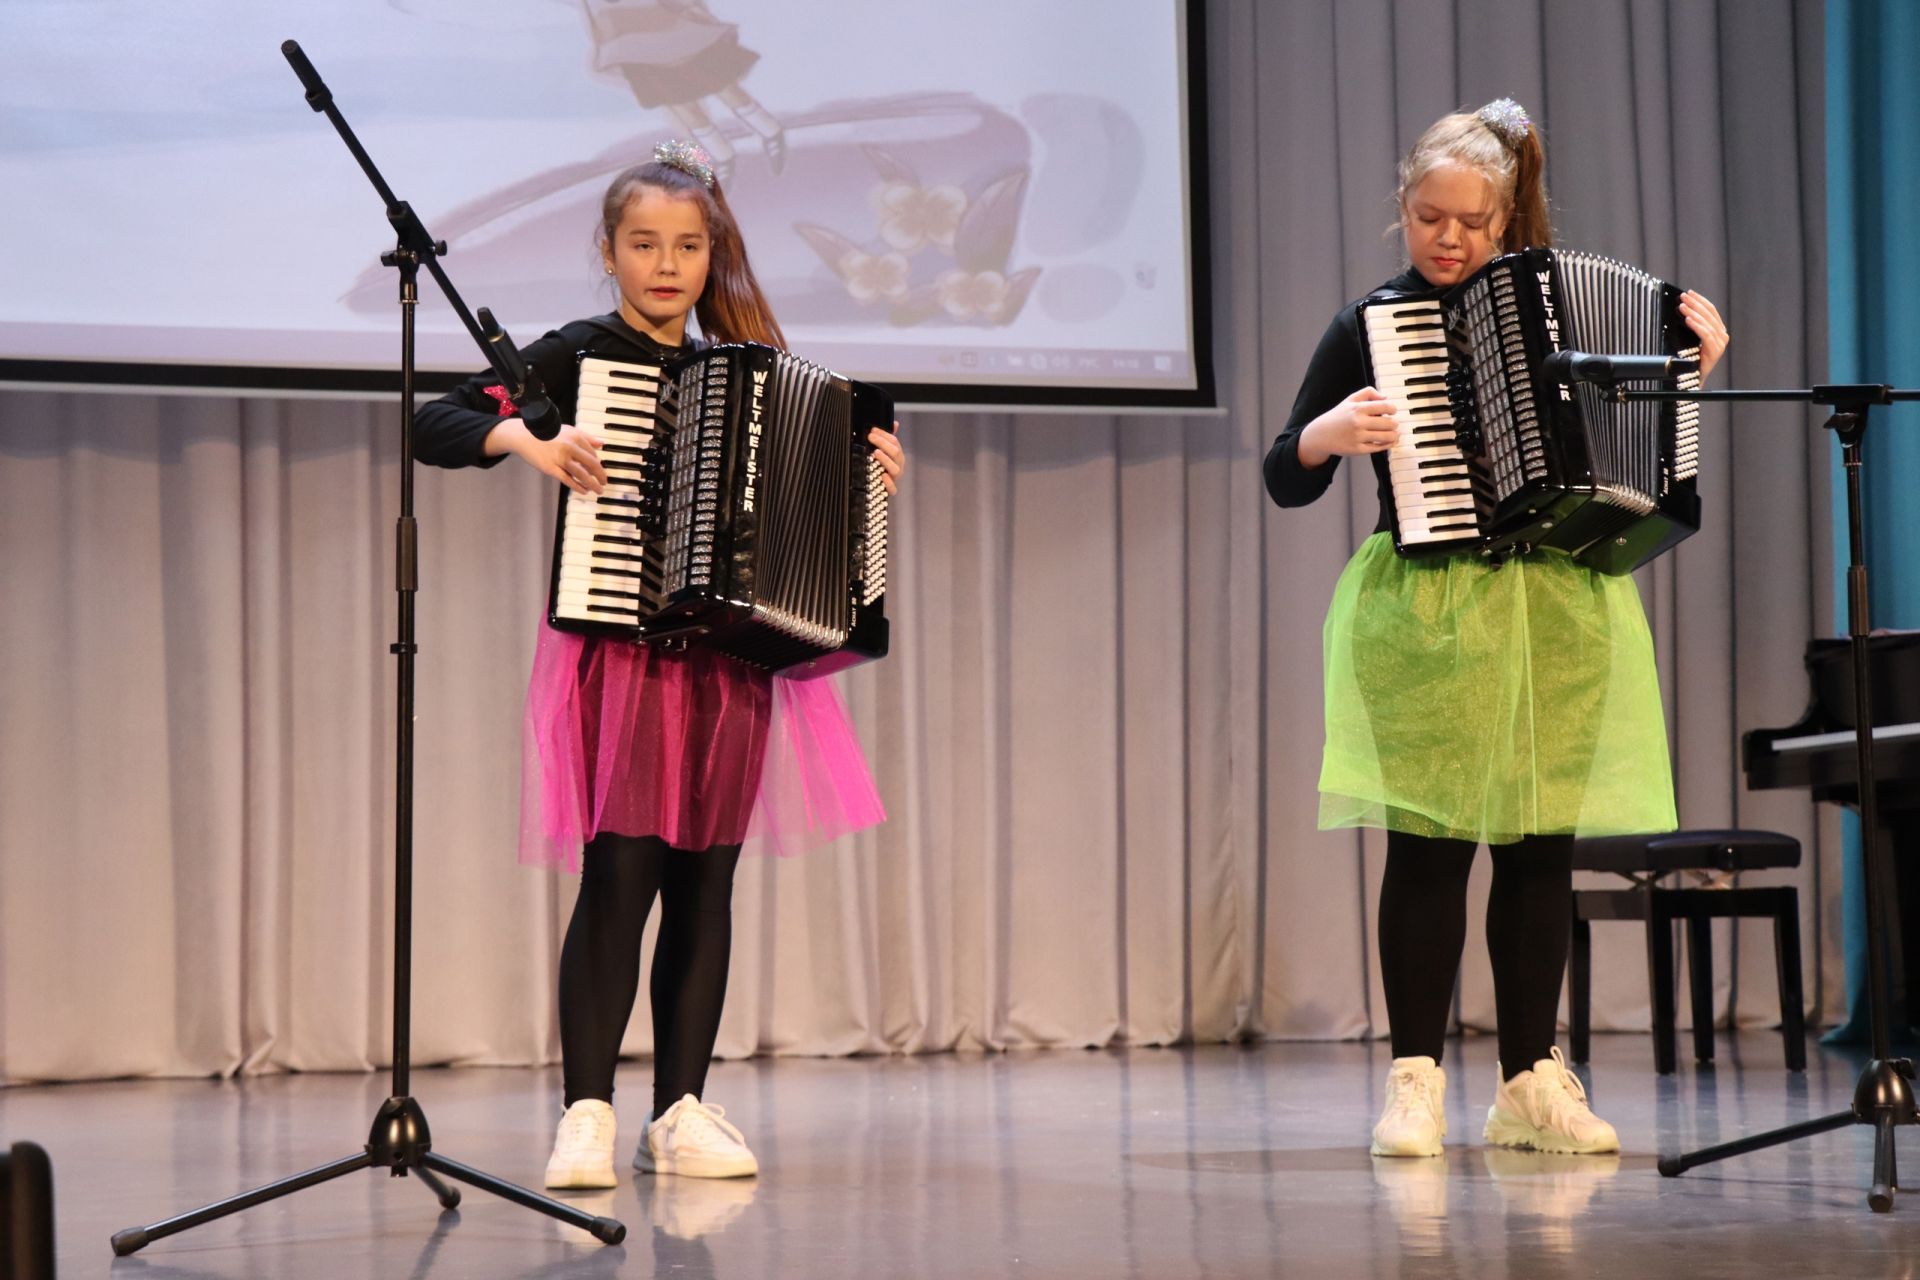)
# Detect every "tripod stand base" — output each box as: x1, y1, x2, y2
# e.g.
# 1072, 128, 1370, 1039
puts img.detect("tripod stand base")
421, 1151, 624, 1243
1658, 1058, 1916, 1212
110, 1095, 625, 1255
